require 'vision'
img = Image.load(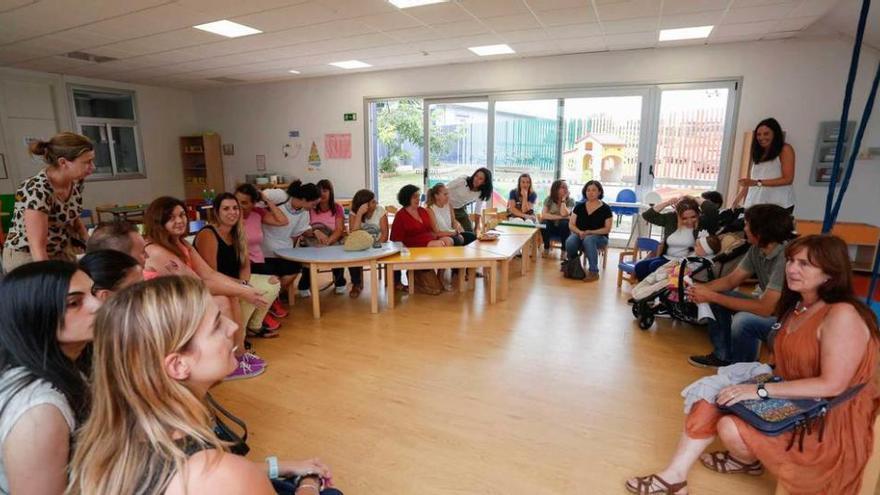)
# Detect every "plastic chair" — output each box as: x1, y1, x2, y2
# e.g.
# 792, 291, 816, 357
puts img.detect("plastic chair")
610, 189, 639, 227
617, 237, 660, 287
80, 209, 96, 229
